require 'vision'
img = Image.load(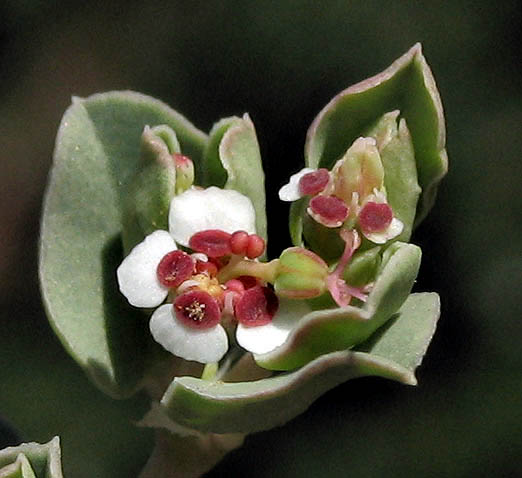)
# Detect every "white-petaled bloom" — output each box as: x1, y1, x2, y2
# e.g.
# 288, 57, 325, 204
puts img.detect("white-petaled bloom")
278, 168, 316, 201
116, 186, 256, 364
235, 298, 311, 355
